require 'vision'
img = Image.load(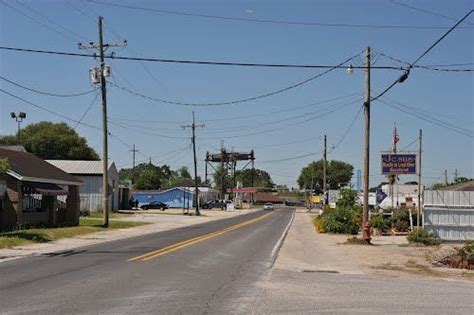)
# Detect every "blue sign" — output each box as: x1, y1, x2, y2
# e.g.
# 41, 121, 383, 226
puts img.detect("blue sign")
381, 154, 417, 175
